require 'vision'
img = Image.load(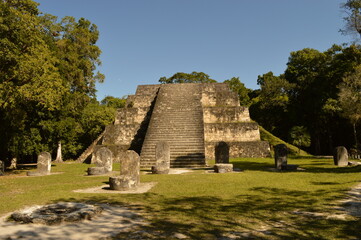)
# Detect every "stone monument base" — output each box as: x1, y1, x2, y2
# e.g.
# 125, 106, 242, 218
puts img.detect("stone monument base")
109, 176, 138, 190
214, 163, 233, 173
